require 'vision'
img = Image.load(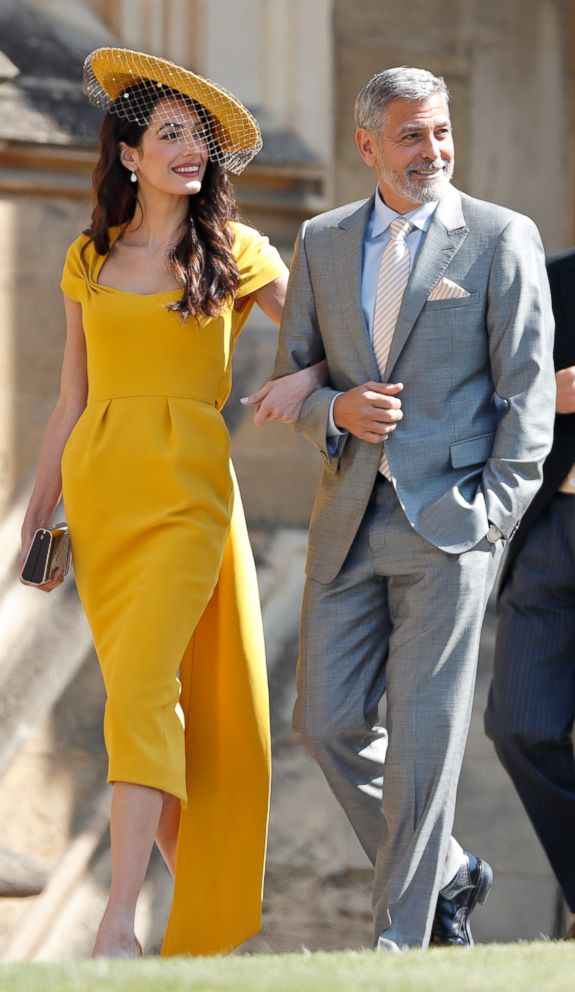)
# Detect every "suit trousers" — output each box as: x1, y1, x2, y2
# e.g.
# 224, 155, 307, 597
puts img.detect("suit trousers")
295, 478, 503, 948
485, 493, 575, 911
